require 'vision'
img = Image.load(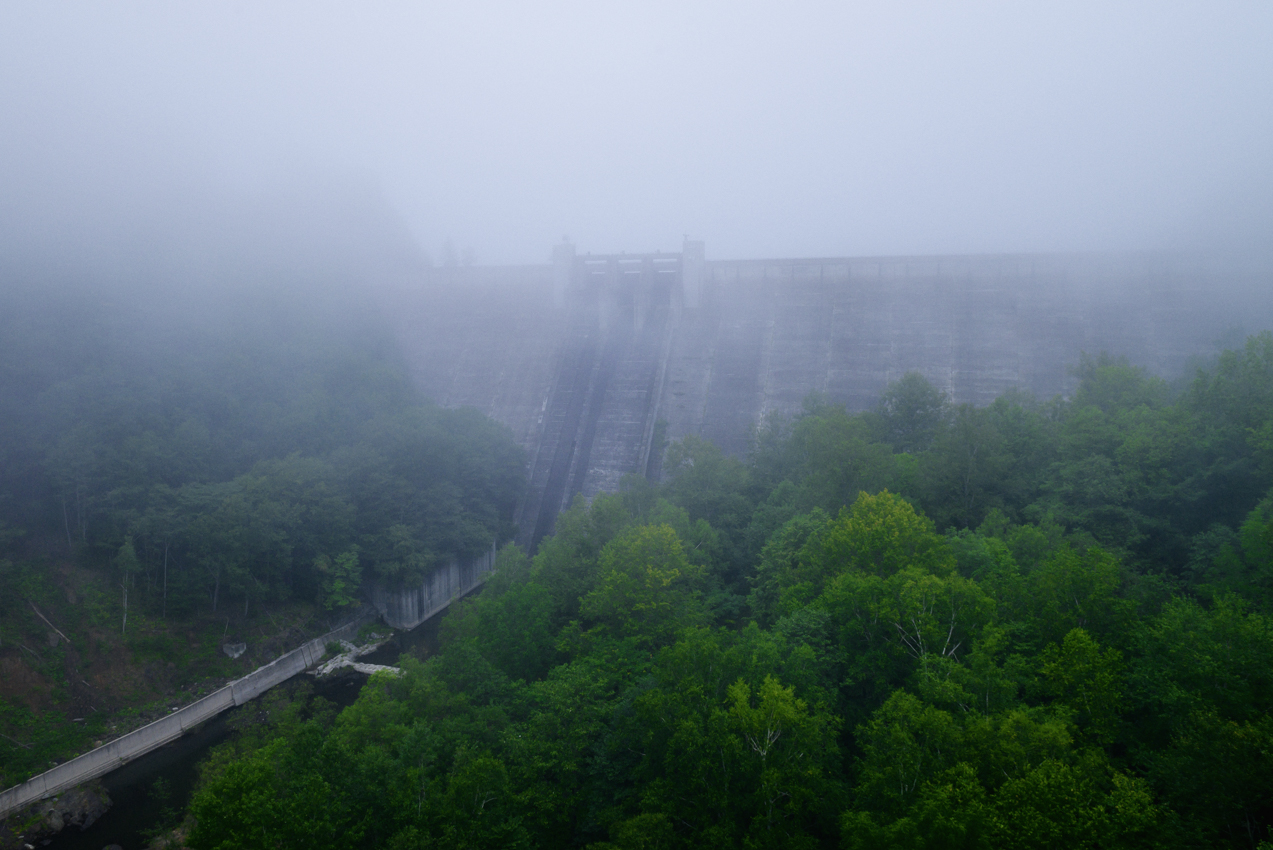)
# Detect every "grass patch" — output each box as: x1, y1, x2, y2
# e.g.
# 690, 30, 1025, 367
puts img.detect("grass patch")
356, 622, 388, 643
0, 698, 107, 787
